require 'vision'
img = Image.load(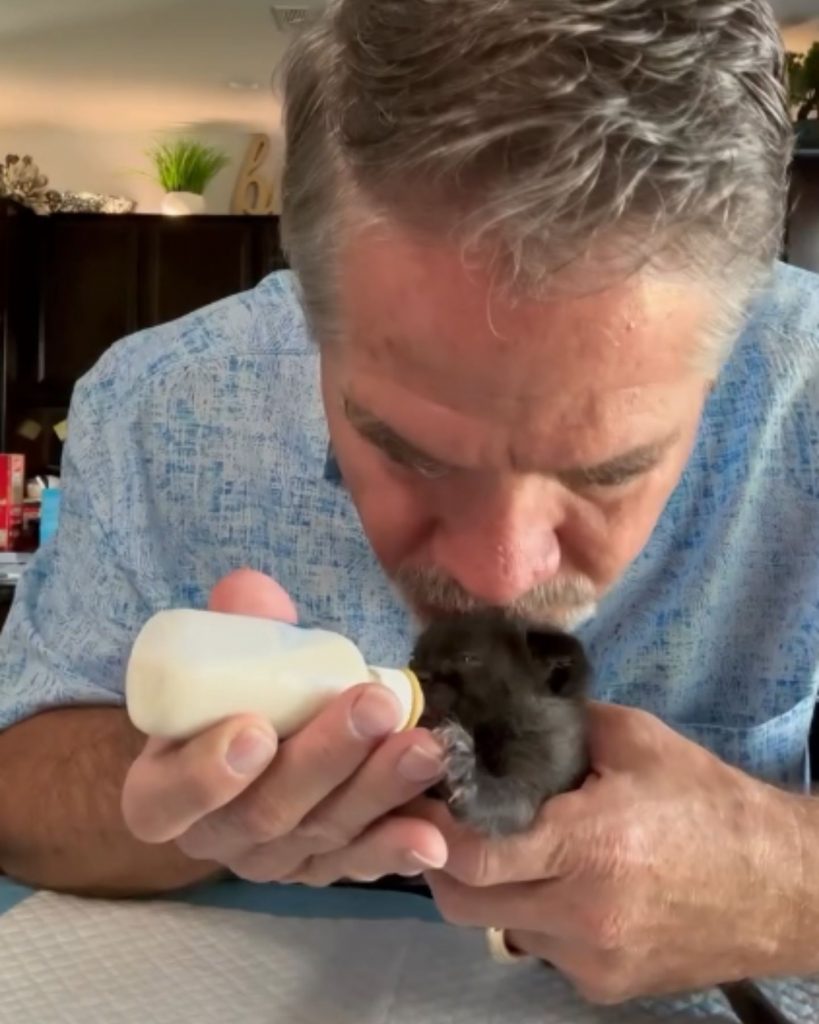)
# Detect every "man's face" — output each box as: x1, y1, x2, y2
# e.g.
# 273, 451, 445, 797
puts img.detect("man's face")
320, 226, 713, 628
